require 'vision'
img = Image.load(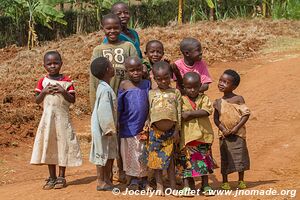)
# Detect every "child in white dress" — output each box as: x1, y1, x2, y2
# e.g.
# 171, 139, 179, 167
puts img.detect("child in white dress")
30, 51, 82, 190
